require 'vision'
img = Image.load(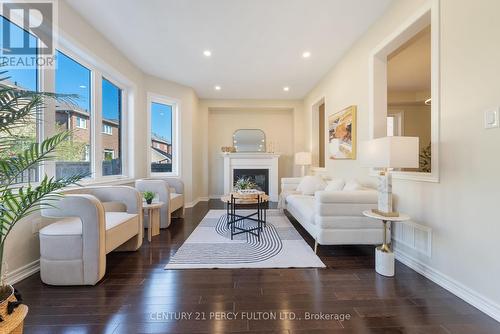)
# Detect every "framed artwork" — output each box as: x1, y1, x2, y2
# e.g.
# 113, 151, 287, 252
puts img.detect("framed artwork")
328, 105, 356, 159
